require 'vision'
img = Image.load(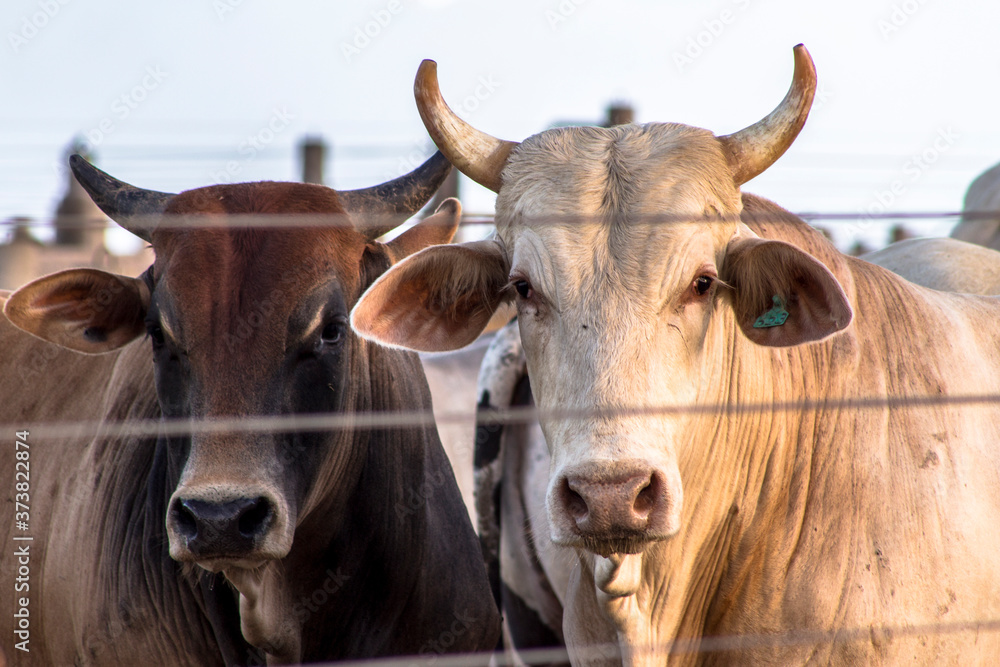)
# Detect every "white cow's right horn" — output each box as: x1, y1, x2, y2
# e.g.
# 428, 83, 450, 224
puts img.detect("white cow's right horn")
414, 60, 519, 194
